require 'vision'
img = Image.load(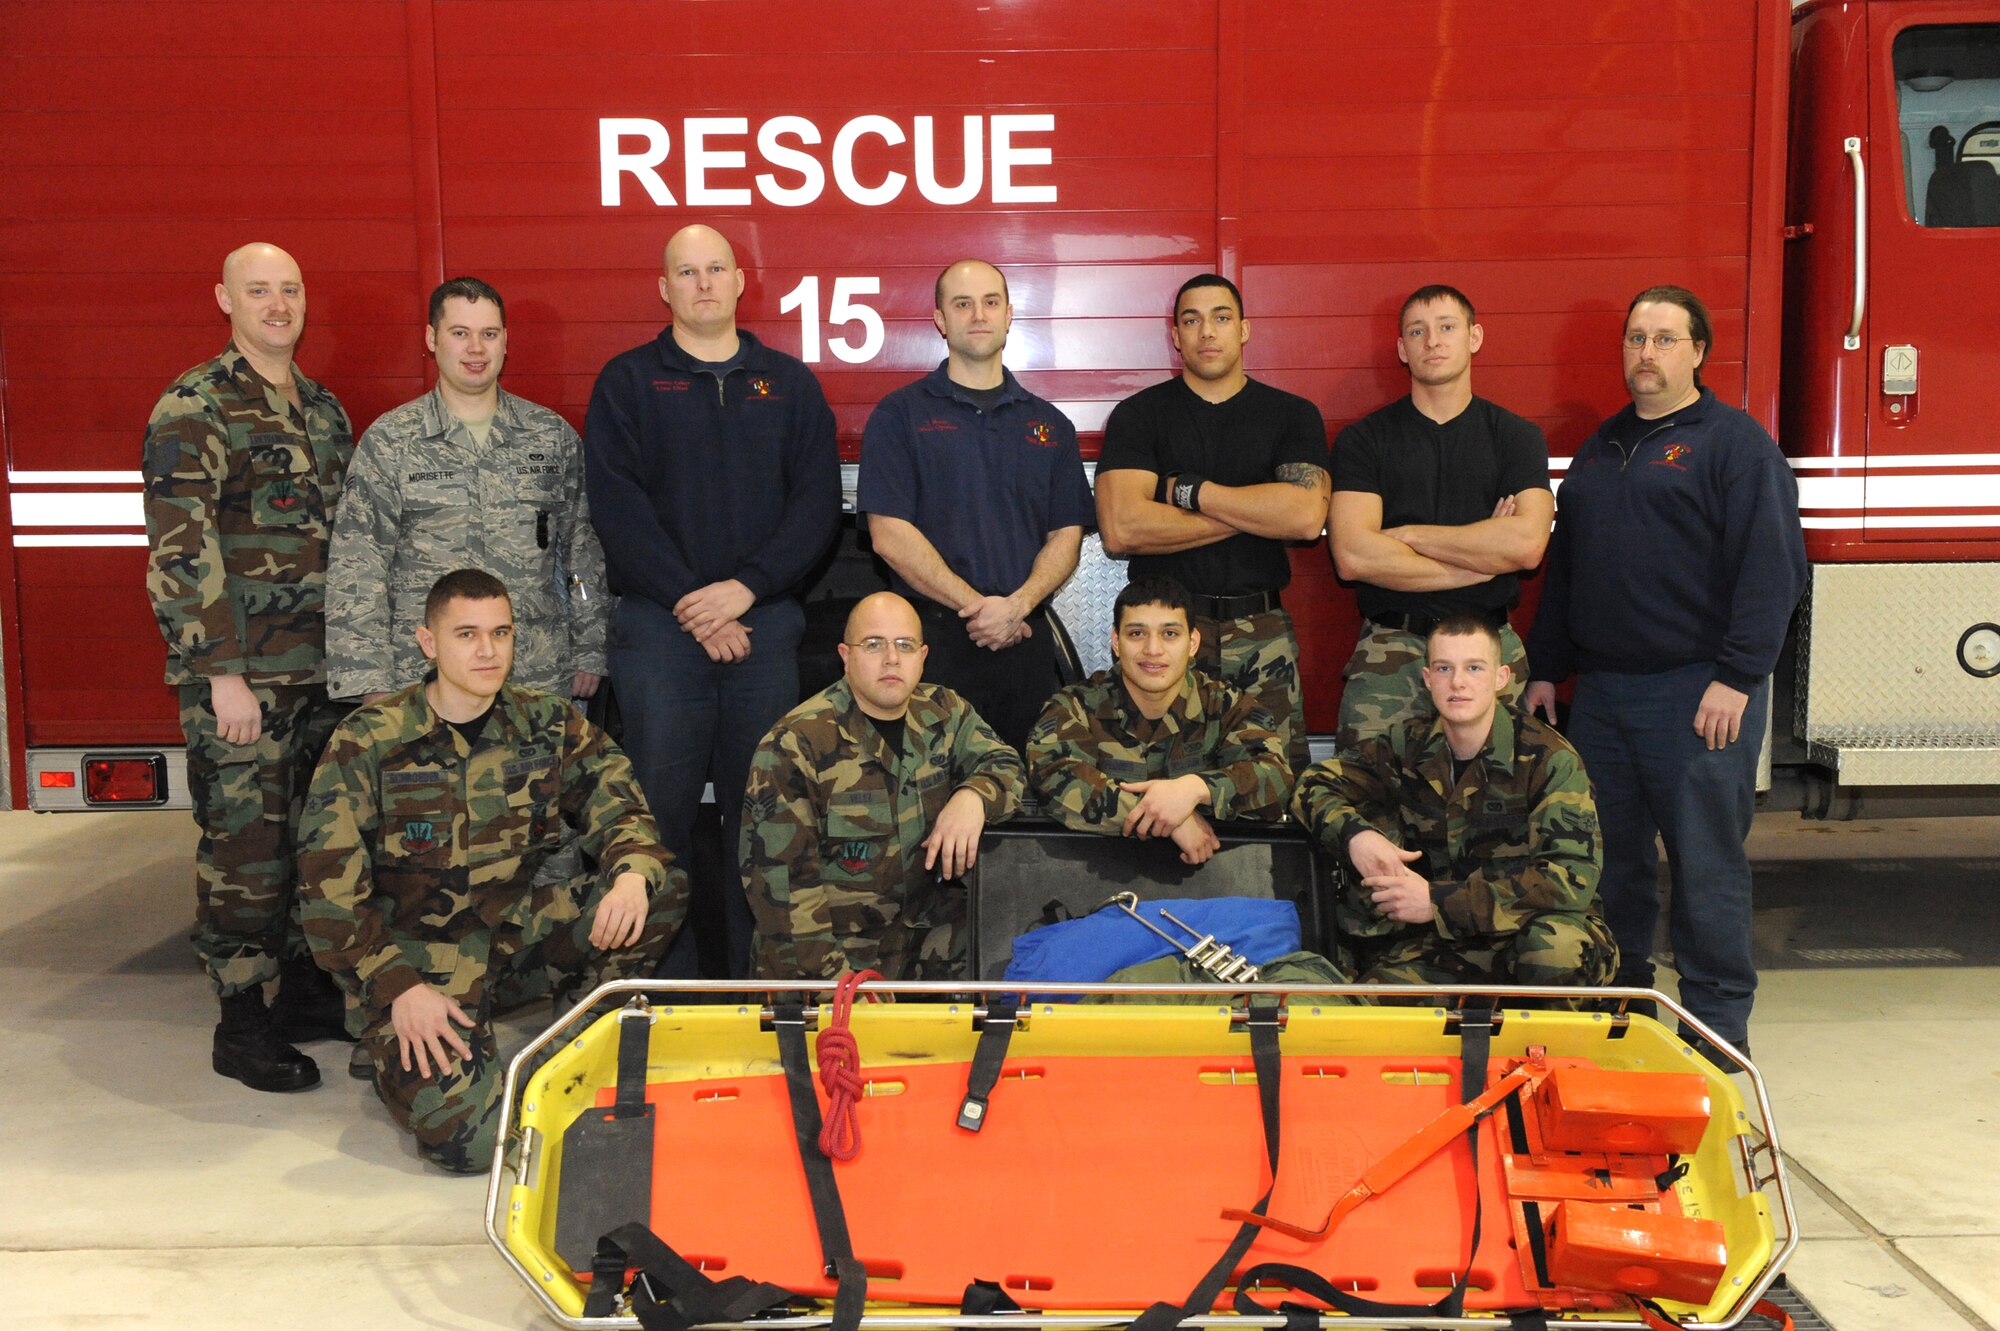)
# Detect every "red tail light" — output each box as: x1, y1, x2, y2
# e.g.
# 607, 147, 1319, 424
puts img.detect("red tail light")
84, 756, 165, 803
